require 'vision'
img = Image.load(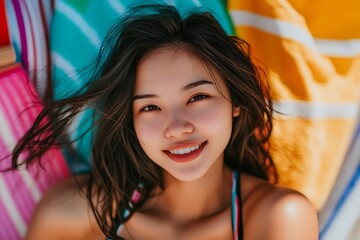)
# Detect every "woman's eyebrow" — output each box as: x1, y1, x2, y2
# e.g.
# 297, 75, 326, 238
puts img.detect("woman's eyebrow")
133, 80, 213, 101
133, 94, 157, 101
183, 80, 213, 91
